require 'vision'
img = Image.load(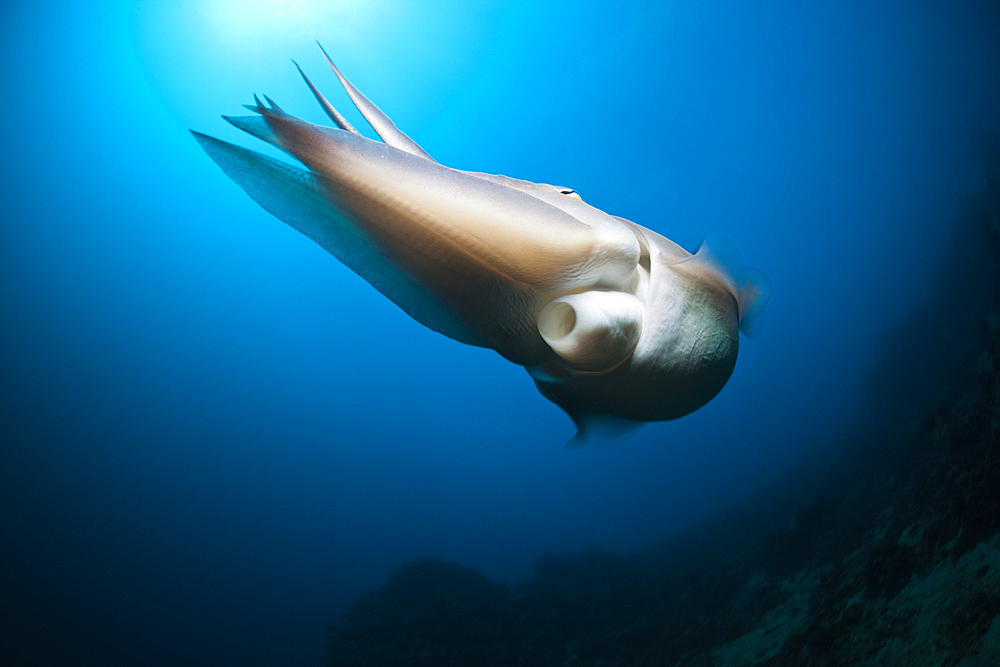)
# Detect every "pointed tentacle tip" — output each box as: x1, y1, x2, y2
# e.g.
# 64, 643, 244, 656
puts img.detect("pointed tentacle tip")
293, 60, 316, 87
242, 95, 288, 117
315, 40, 340, 72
